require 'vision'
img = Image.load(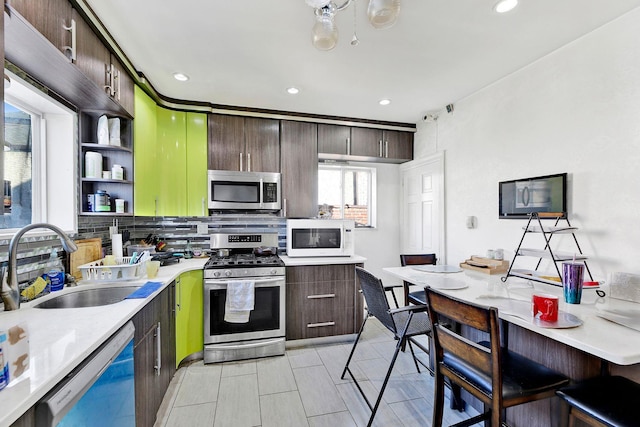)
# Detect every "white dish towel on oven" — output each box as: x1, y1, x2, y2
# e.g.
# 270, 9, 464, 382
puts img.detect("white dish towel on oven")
224, 280, 255, 323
